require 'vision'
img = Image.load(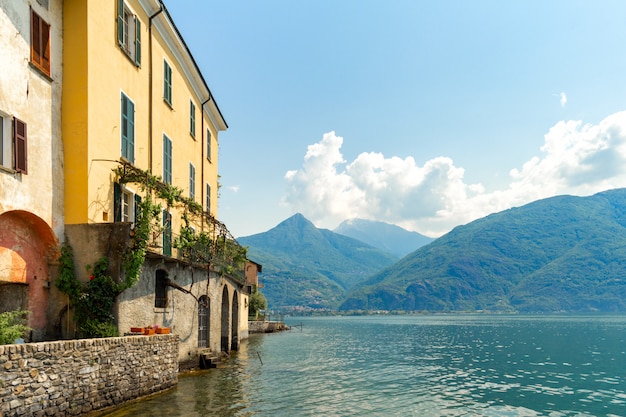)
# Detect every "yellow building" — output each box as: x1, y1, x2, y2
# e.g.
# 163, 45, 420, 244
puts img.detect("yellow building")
63, 0, 224, 230
61, 0, 250, 362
